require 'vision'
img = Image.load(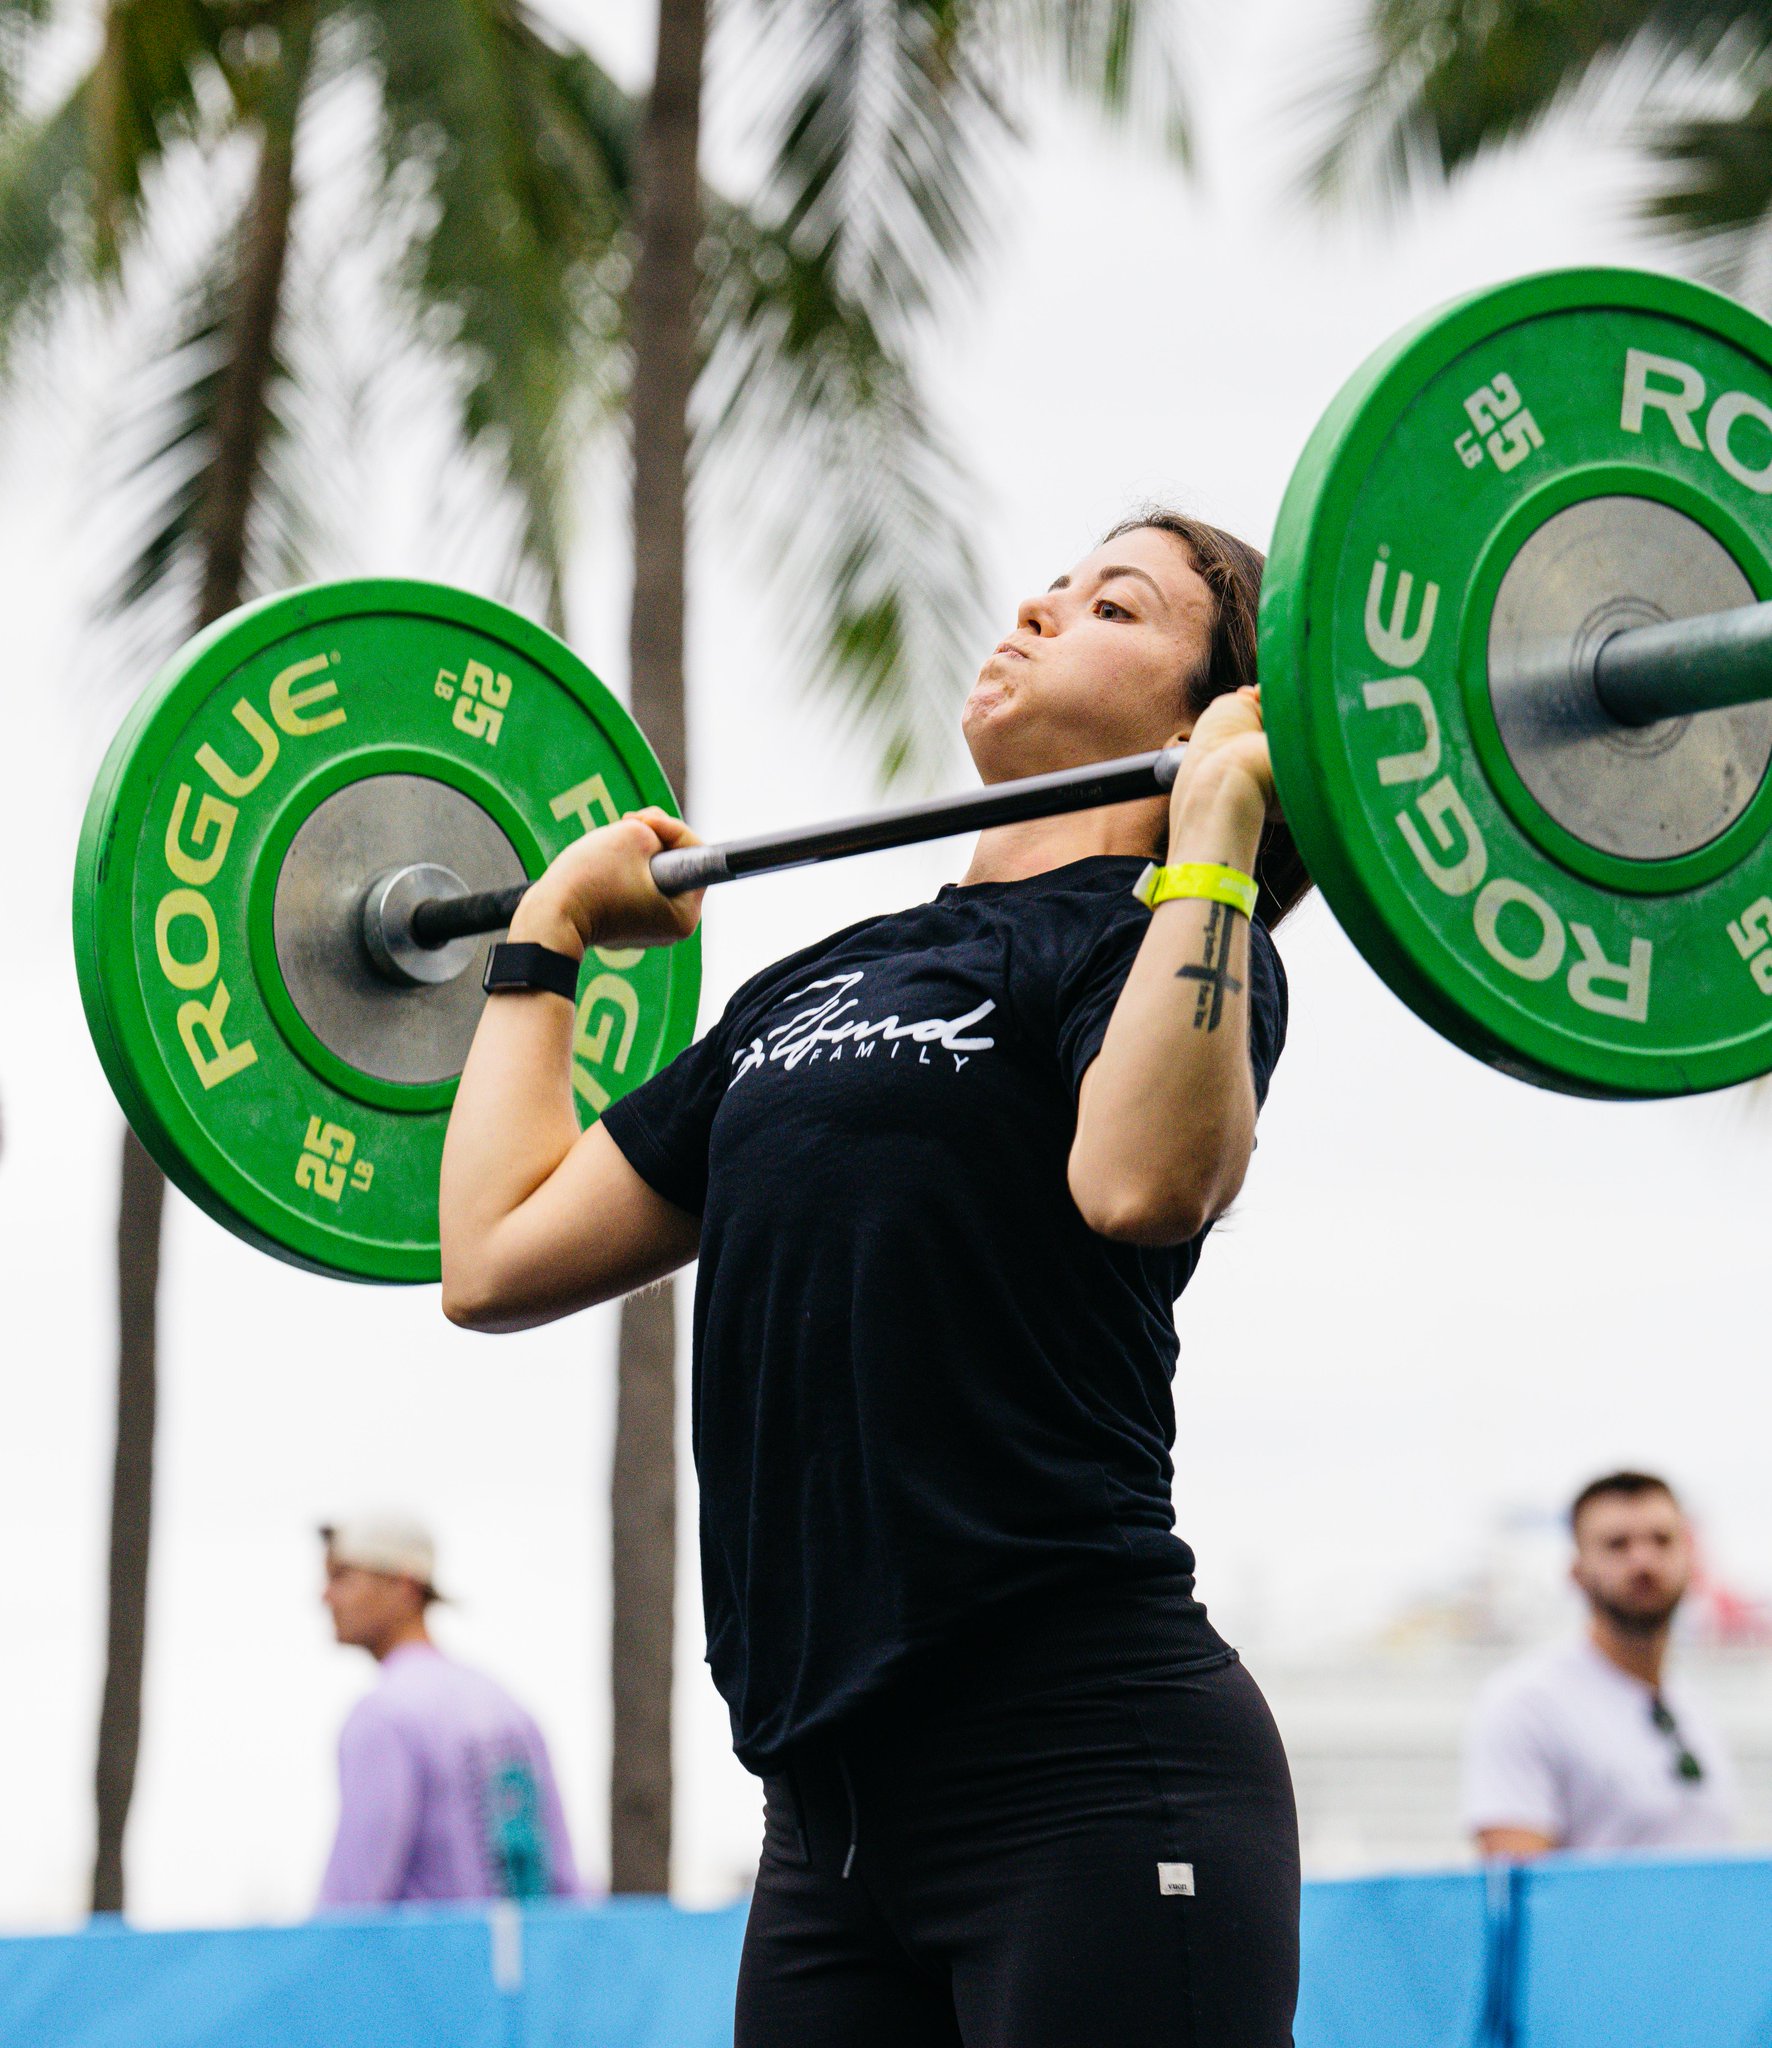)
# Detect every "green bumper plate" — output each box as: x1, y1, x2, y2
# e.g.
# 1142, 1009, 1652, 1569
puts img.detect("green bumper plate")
74, 580, 699, 1281
1263, 267, 1772, 1098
